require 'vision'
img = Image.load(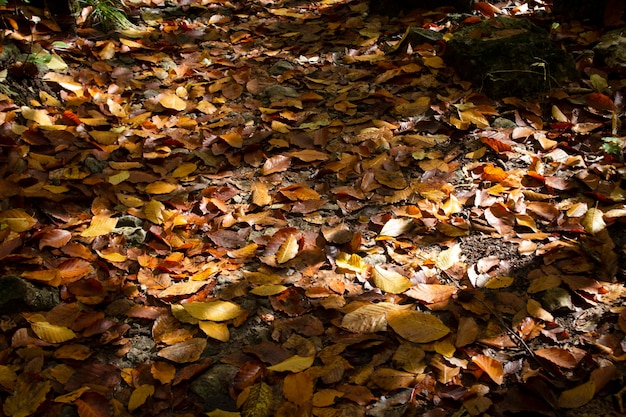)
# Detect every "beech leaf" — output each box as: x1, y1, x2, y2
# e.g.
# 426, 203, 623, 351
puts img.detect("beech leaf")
128, 384, 155, 412
267, 355, 314, 372
275, 233, 299, 264
371, 265, 411, 294
182, 301, 243, 321
157, 338, 207, 363
387, 310, 450, 343
582, 207, 605, 234
472, 354, 504, 385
